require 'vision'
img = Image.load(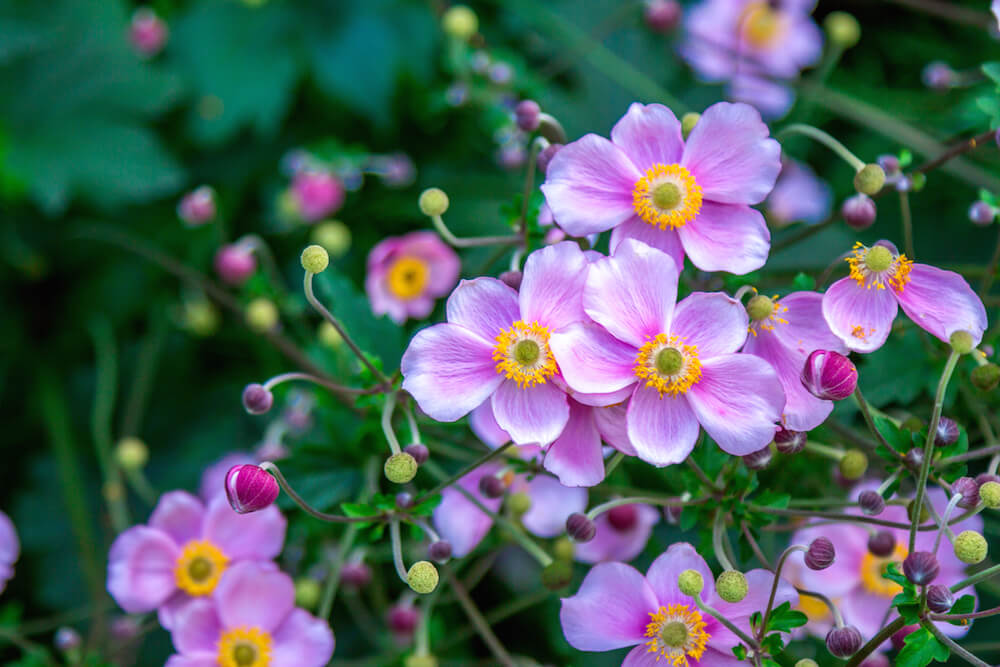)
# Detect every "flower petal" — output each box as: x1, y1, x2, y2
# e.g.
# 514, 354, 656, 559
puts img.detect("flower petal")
492, 380, 570, 445
149, 491, 206, 546
645, 542, 713, 607
624, 645, 744, 667
895, 263, 987, 346
165, 656, 217, 667
541, 134, 642, 237
771, 291, 847, 354
610, 103, 684, 170
677, 202, 770, 275
107, 526, 179, 613
445, 277, 520, 341
432, 464, 503, 558
401, 323, 503, 422
610, 217, 686, 270
468, 402, 511, 448
520, 474, 588, 537
626, 386, 700, 466
550, 322, 638, 396
822, 277, 899, 353
670, 292, 749, 357
686, 354, 784, 455
574, 504, 659, 564
202, 497, 286, 561
743, 329, 832, 432
215, 561, 295, 633
559, 562, 658, 651
519, 241, 590, 331
543, 400, 605, 487
170, 598, 222, 655
271, 608, 336, 667
594, 401, 636, 456
680, 101, 781, 205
